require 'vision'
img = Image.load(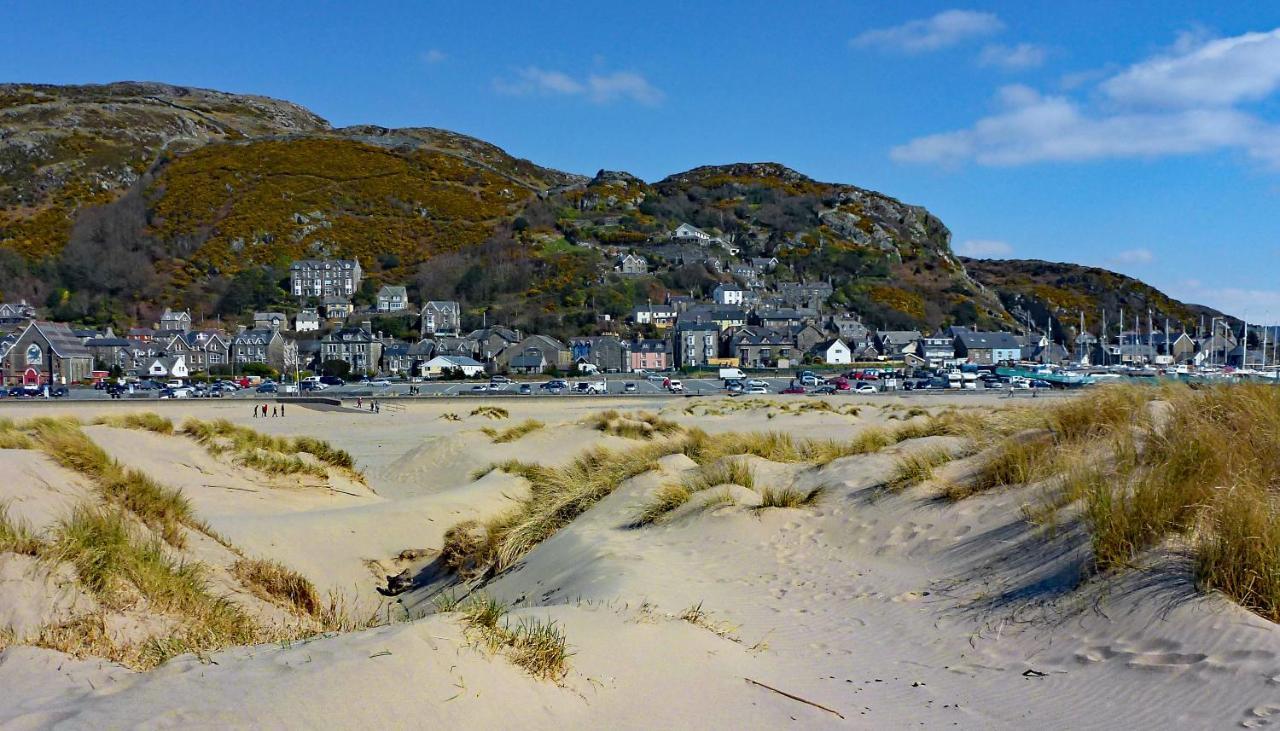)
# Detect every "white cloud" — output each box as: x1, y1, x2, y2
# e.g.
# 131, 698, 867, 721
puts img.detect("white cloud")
1108, 248, 1155, 265
978, 43, 1047, 70
892, 26, 1280, 169
494, 66, 664, 105
421, 49, 447, 64
1101, 29, 1280, 107
956, 239, 1014, 257
851, 10, 1003, 53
